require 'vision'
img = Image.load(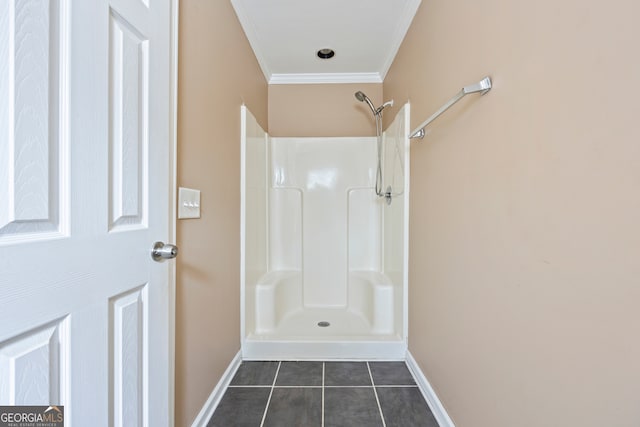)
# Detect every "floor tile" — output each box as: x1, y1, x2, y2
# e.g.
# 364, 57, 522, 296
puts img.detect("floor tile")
369, 362, 416, 385
276, 361, 323, 386
324, 387, 383, 427
324, 362, 371, 386
376, 387, 439, 427
207, 387, 270, 427
209, 360, 437, 427
262, 388, 322, 427
230, 361, 279, 386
